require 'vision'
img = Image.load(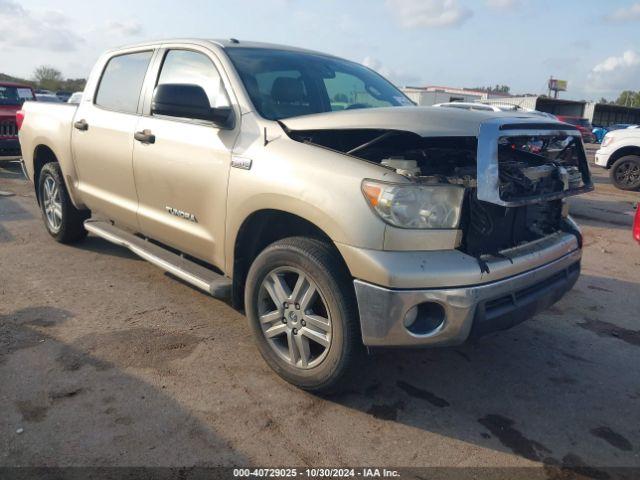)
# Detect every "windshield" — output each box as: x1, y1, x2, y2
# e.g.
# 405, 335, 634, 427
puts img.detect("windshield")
226, 48, 413, 120
0, 86, 34, 106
